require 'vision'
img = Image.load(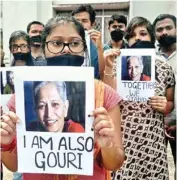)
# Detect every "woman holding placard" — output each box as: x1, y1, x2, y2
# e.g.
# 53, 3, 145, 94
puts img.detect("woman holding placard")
104, 17, 175, 180
0, 16, 125, 180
